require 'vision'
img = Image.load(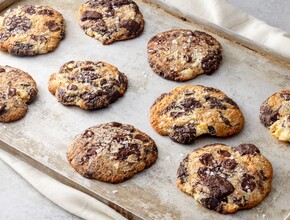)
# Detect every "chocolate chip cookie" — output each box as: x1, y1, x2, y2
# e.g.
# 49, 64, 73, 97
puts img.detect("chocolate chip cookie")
0, 65, 37, 122
67, 122, 158, 183
78, 0, 144, 45
48, 61, 128, 110
0, 5, 65, 56
260, 90, 290, 142
150, 85, 244, 144
177, 143, 272, 214
147, 30, 223, 81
